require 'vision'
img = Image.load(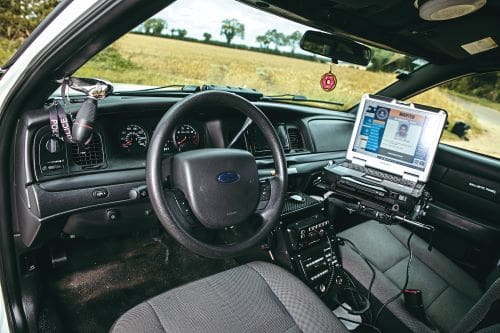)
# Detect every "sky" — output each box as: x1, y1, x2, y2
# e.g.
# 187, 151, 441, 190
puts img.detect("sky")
151, 0, 314, 51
